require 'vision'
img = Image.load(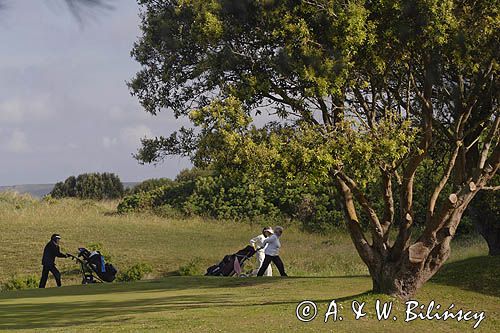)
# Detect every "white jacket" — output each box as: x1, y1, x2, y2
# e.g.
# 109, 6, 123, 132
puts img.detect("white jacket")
262, 234, 281, 256
250, 234, 266, 253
